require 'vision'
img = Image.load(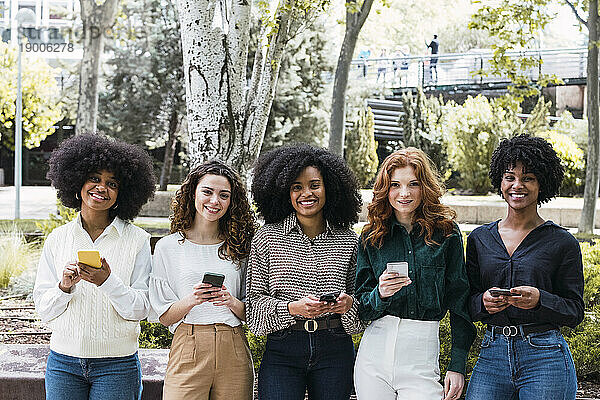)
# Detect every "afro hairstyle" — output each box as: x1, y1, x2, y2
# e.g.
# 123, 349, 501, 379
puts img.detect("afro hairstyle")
251, 144, 362, 229
47, 133, 156, 221
489, 134, 564, 204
